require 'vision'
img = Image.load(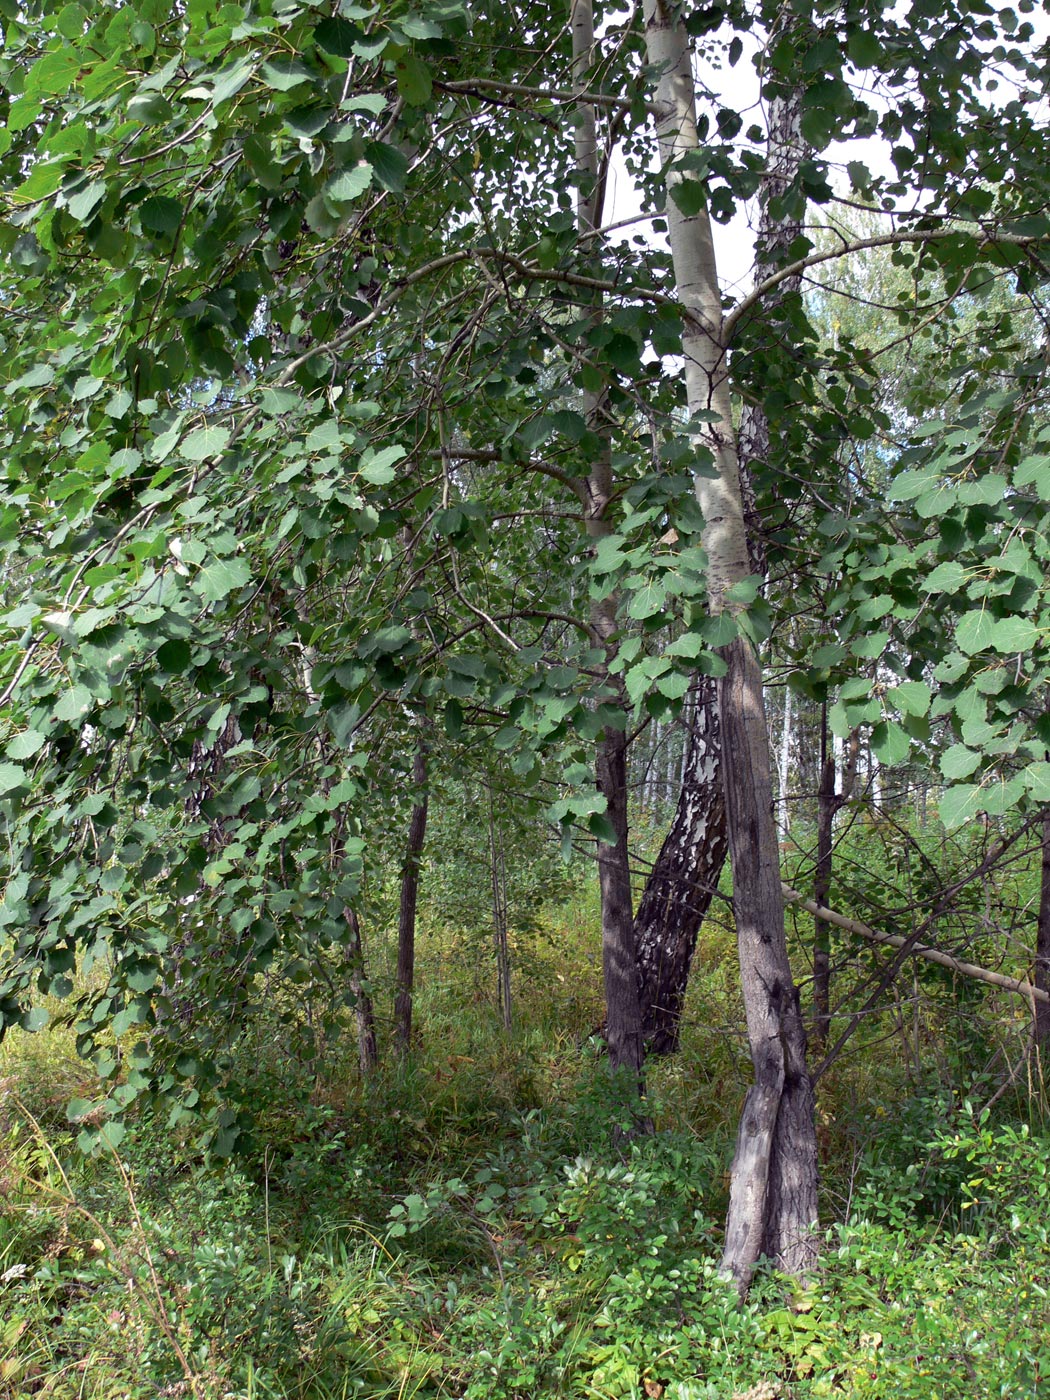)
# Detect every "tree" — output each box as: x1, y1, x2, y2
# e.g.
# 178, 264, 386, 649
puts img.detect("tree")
3, 0, 1050, 1293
